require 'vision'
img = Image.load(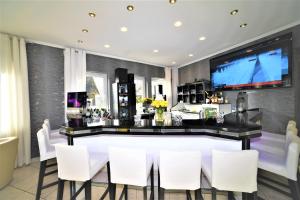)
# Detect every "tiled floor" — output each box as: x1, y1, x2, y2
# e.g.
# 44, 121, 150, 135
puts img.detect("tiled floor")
0, 159, 292, 200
